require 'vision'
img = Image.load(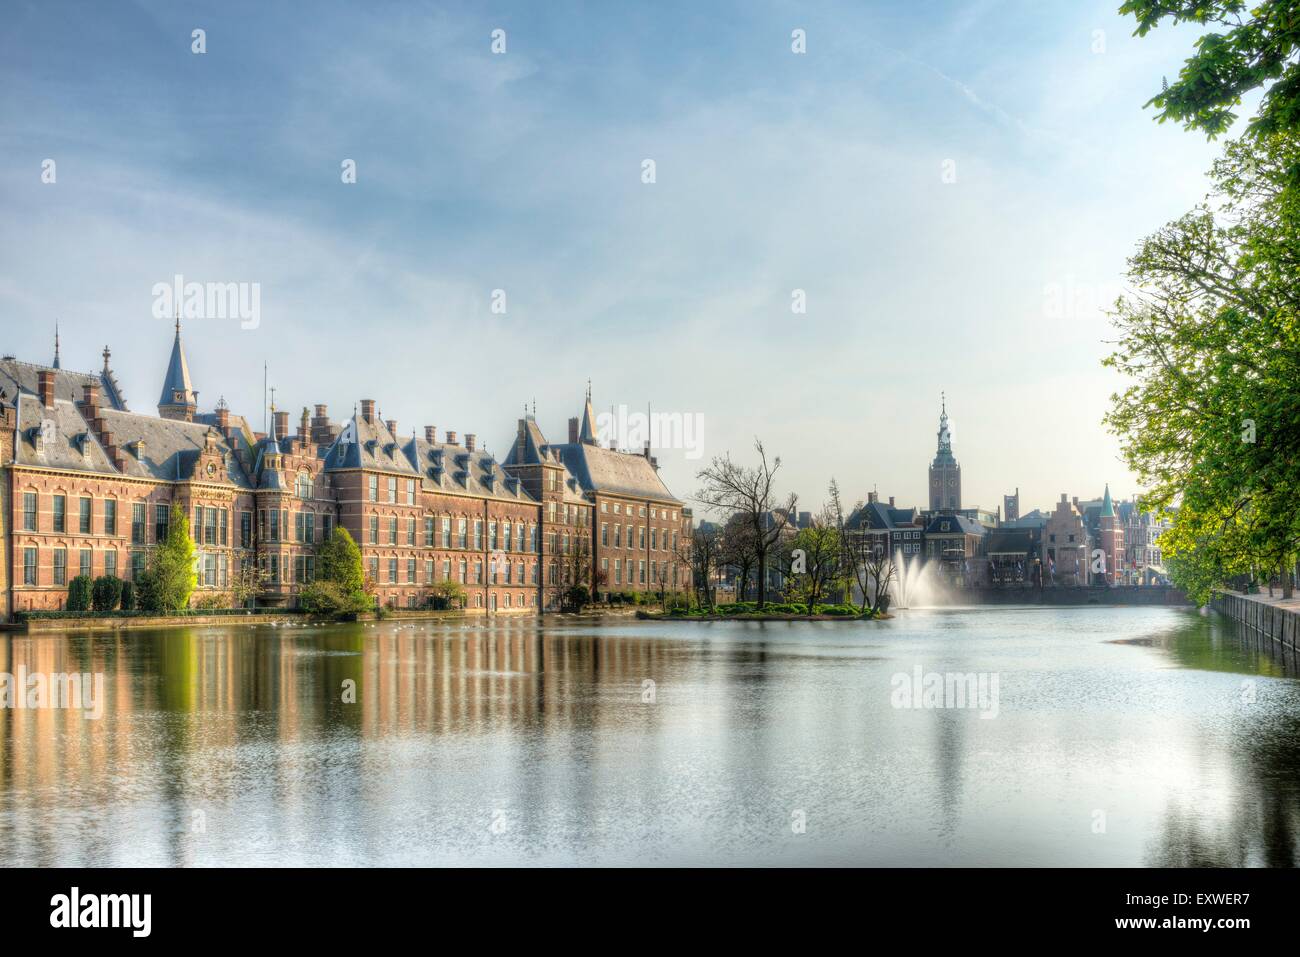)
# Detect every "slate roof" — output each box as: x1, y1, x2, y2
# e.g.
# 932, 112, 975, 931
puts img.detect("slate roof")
847, 500, 920, 531
403, 436, 537, 502
0, 357, 127, 411
323, 414, 419, 474
157, 326, 196, 409
12, 395, 117, 474
924, 514, 986, 536
97, 408, 253, 487
1003, 509, 1049, 529
555, 442, 678, 502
